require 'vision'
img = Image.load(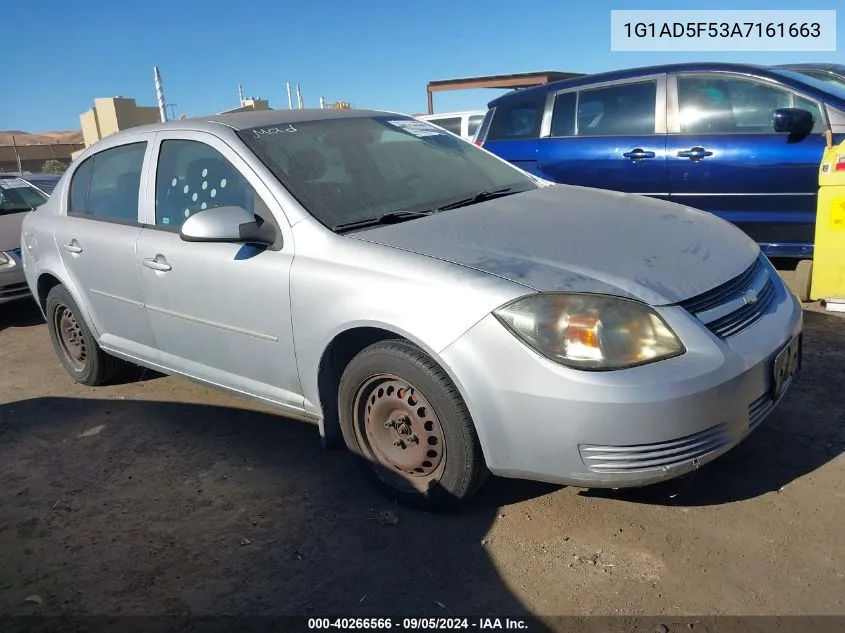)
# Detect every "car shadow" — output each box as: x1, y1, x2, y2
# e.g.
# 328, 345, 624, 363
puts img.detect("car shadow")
0, 395, 554, 628
0, 298, 44, 331
582, 309, 845, 507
